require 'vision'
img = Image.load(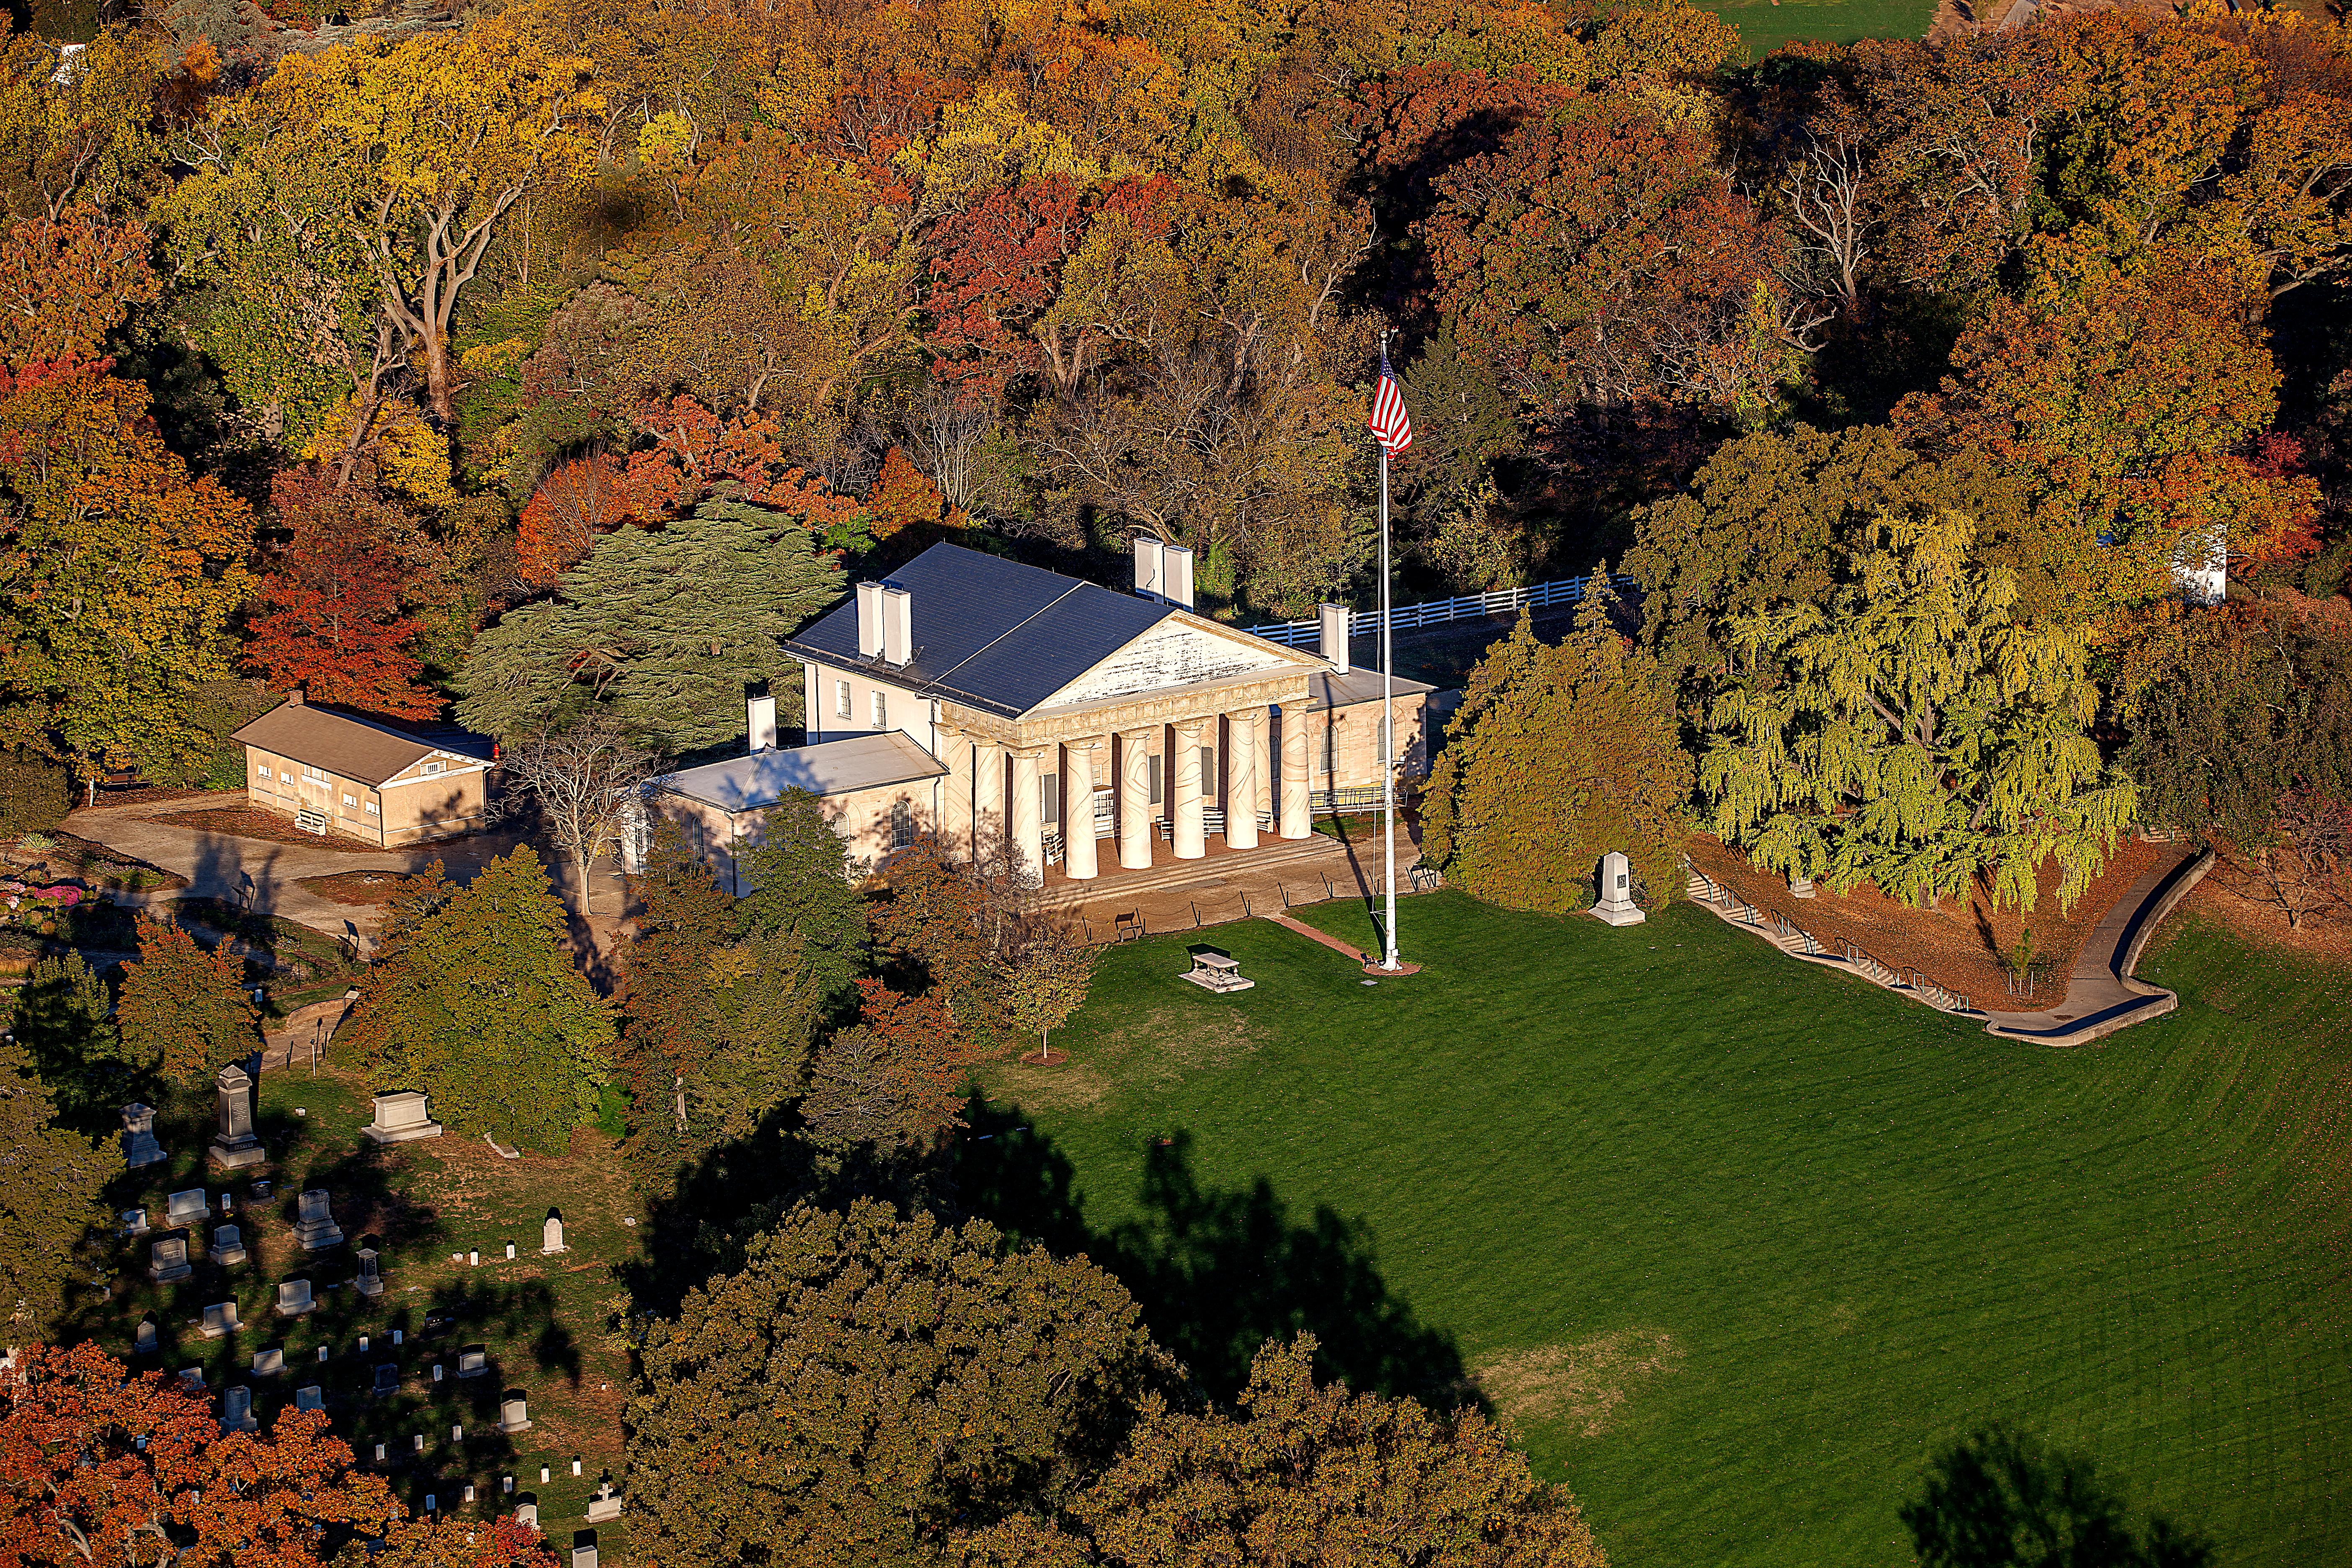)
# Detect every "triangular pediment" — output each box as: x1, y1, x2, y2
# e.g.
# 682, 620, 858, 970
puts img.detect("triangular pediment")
1032, 613, 1318, 711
